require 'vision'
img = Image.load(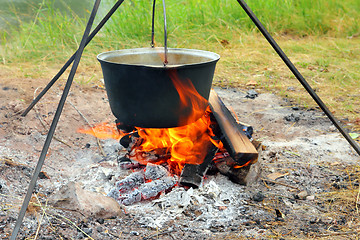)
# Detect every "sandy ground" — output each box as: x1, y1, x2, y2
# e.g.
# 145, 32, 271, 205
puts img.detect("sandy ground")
0, 76, 360, 239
